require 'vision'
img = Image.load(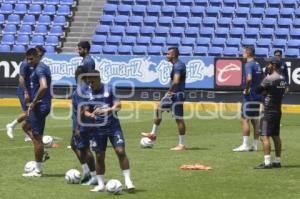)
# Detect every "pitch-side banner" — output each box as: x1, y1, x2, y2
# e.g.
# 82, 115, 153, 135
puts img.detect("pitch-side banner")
43, 54, 215, 89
